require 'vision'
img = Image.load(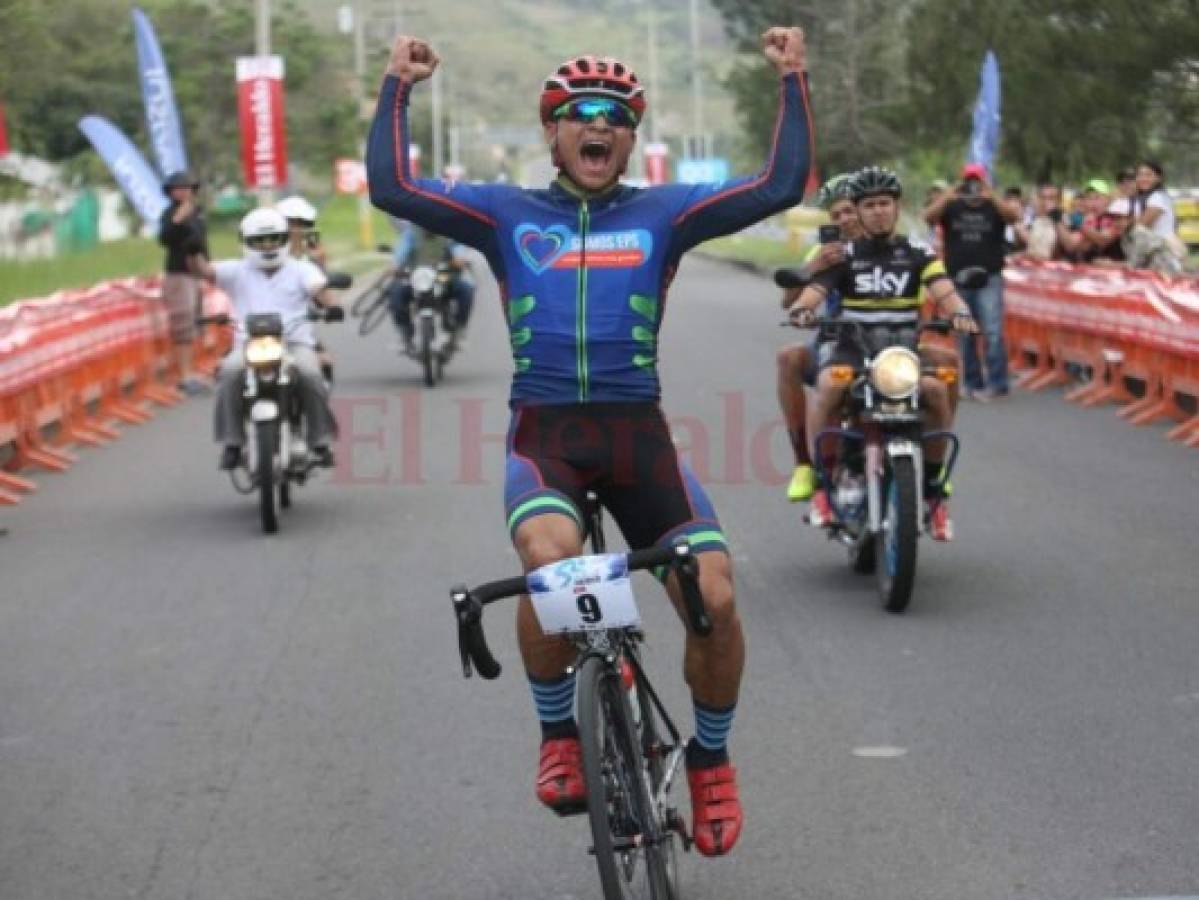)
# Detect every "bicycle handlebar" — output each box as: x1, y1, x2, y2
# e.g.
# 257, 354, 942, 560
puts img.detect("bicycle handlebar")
450, 541, 711, 681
